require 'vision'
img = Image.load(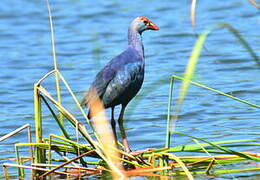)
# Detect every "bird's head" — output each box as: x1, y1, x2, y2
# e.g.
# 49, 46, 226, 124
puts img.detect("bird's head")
131, 16, 159, 34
